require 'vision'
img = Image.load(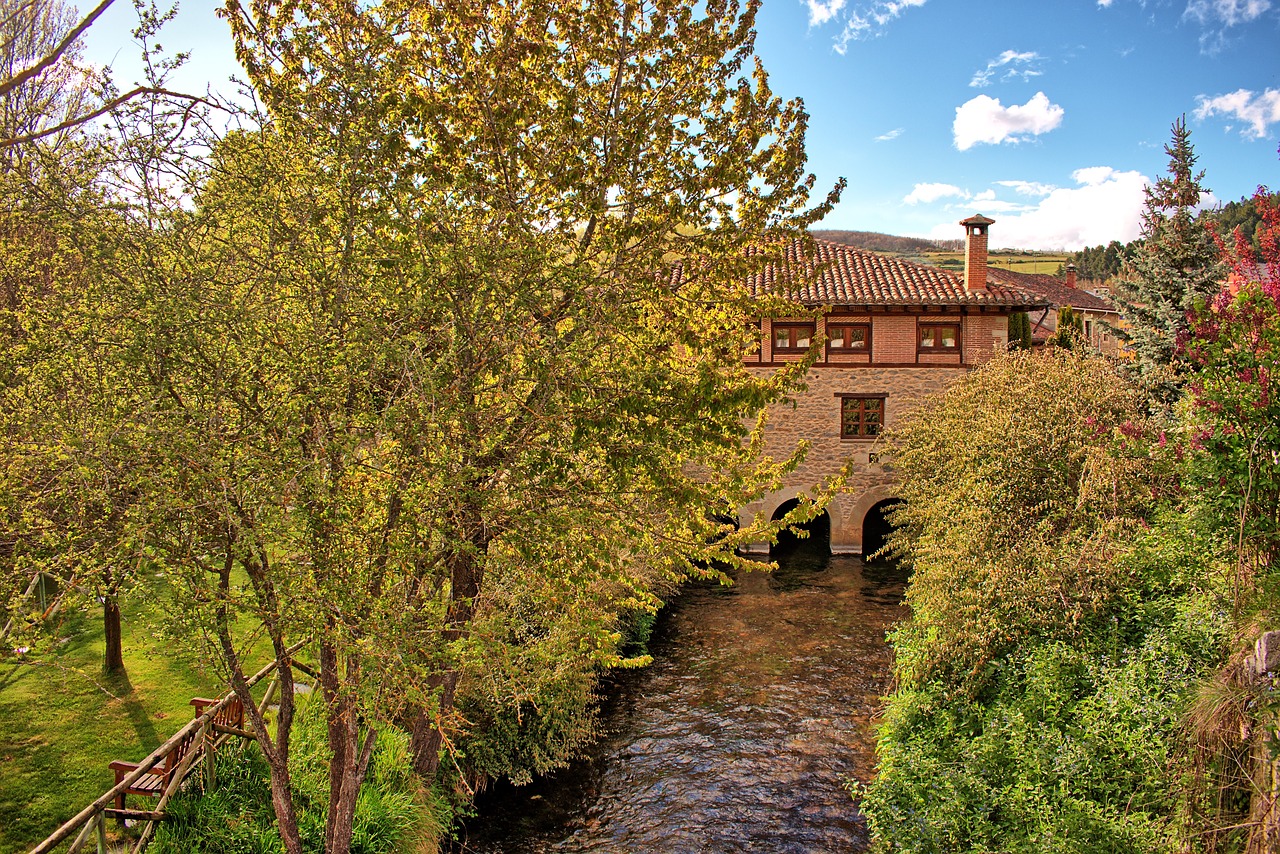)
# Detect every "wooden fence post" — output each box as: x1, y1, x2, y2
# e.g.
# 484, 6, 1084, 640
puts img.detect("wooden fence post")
258, 677, 279, 717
